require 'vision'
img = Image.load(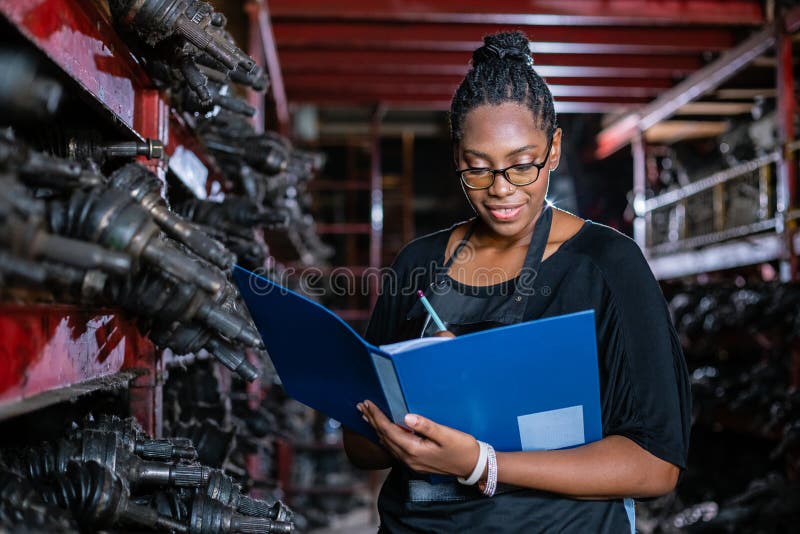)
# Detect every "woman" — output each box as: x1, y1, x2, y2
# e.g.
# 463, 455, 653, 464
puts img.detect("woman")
344, 31, 691, 533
